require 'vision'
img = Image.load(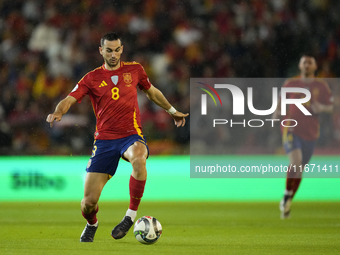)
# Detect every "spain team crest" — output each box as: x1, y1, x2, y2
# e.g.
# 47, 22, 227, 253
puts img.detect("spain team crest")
123, 73, 132, 84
